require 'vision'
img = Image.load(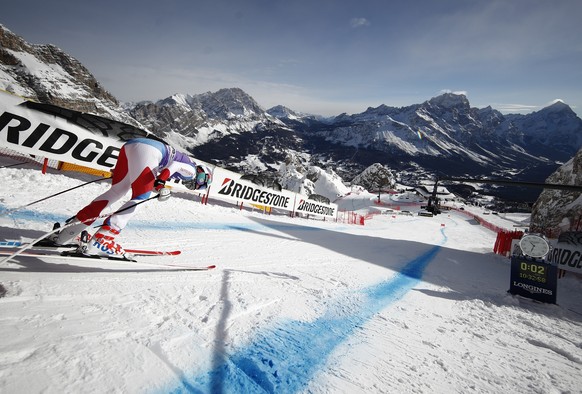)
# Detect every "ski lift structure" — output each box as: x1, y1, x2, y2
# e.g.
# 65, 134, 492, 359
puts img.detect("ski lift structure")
426, 177, 582, 215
